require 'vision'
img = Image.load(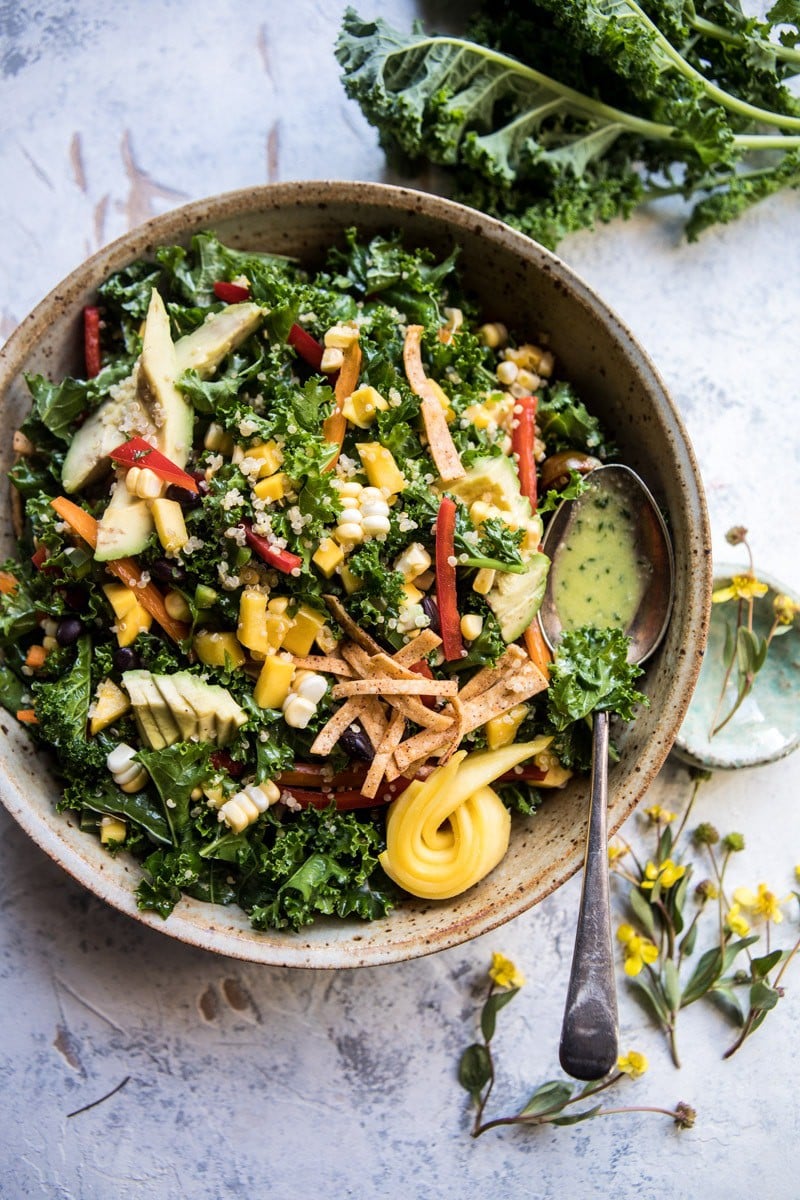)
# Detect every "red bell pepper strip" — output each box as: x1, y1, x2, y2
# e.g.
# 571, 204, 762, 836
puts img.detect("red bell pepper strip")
435, 496, 464, 662
512, 393, 538, 509
83, 306, 102, 378
31, 545, 49, 571
409, 658, 436, 709
109, 437, 199, 494
282, 778, 406, 811
287, 323, 324, 371
210, 749, 246, 778
213, 280, 251, 303
240, 522, 303, 574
